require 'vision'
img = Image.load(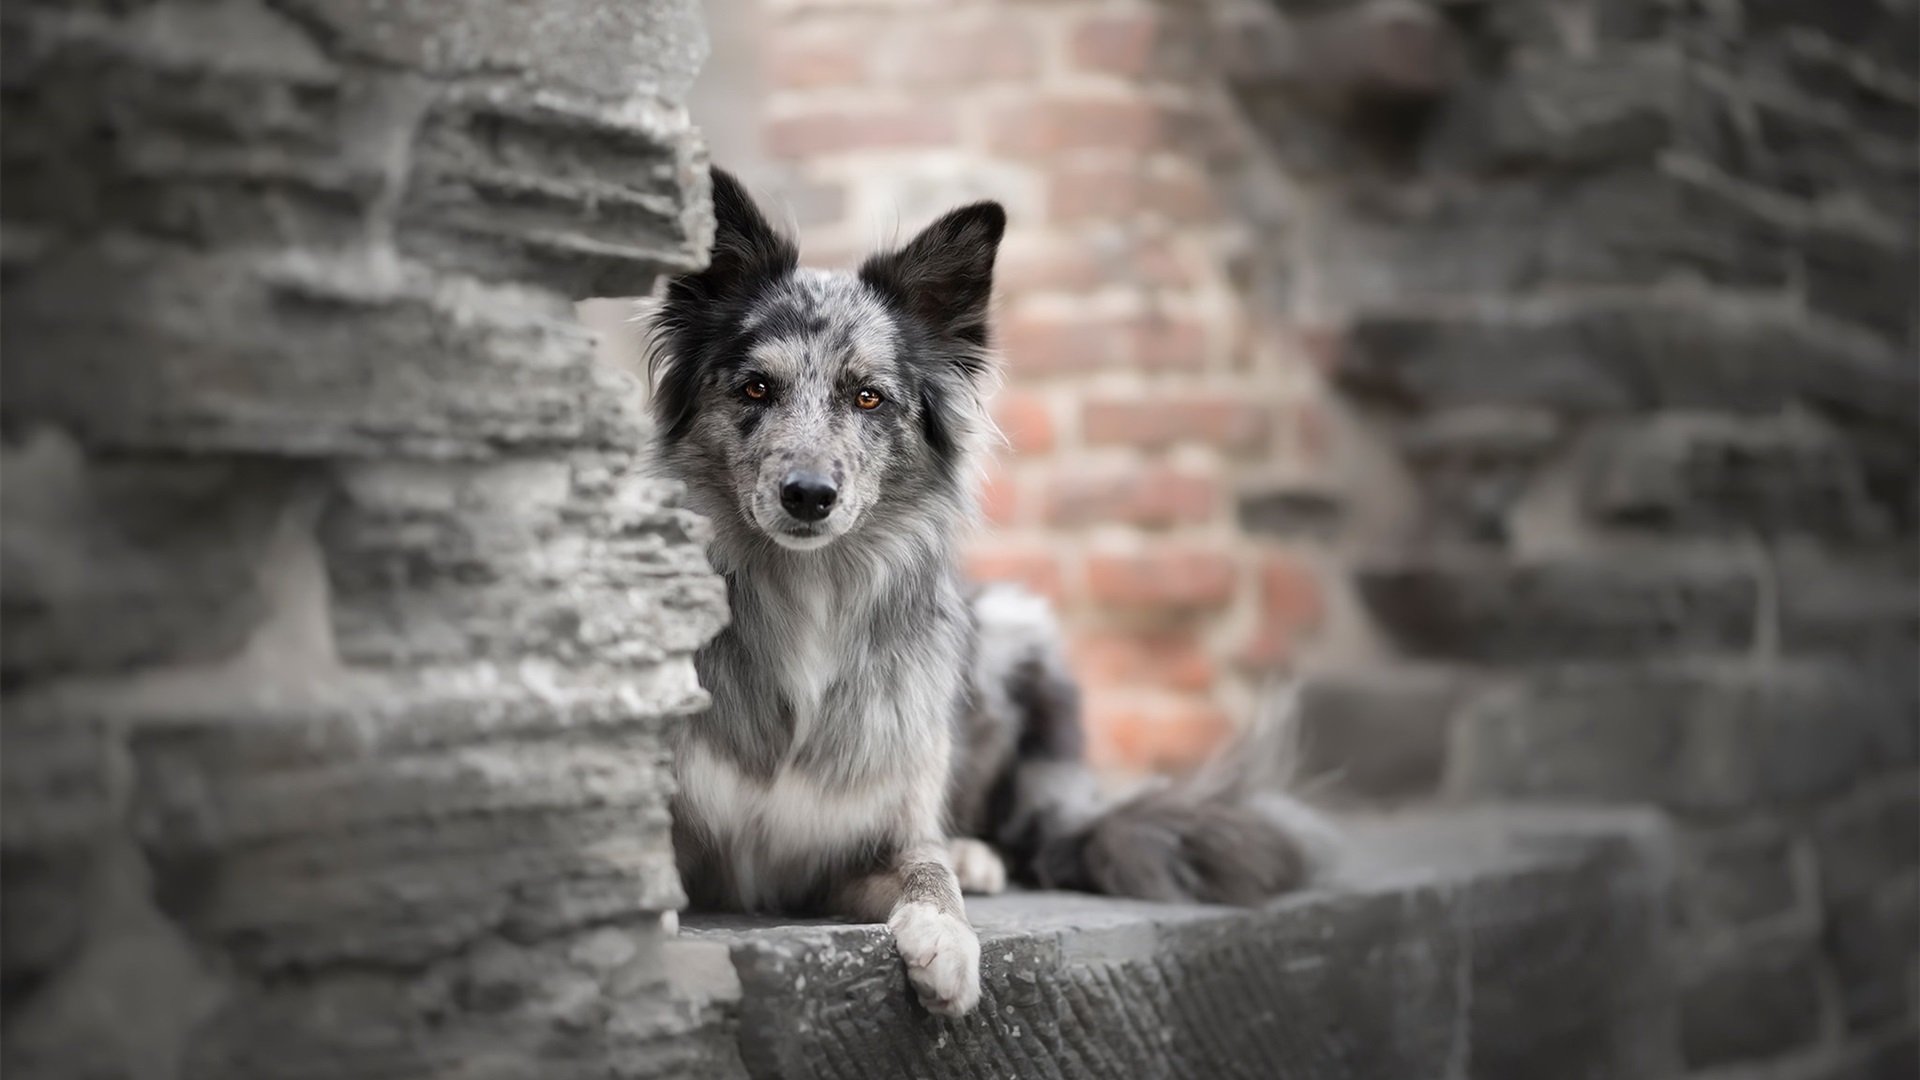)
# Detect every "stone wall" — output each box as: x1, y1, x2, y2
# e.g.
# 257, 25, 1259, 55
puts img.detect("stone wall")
0, 1, 730, 1076
1230, 1, 1919, 1077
